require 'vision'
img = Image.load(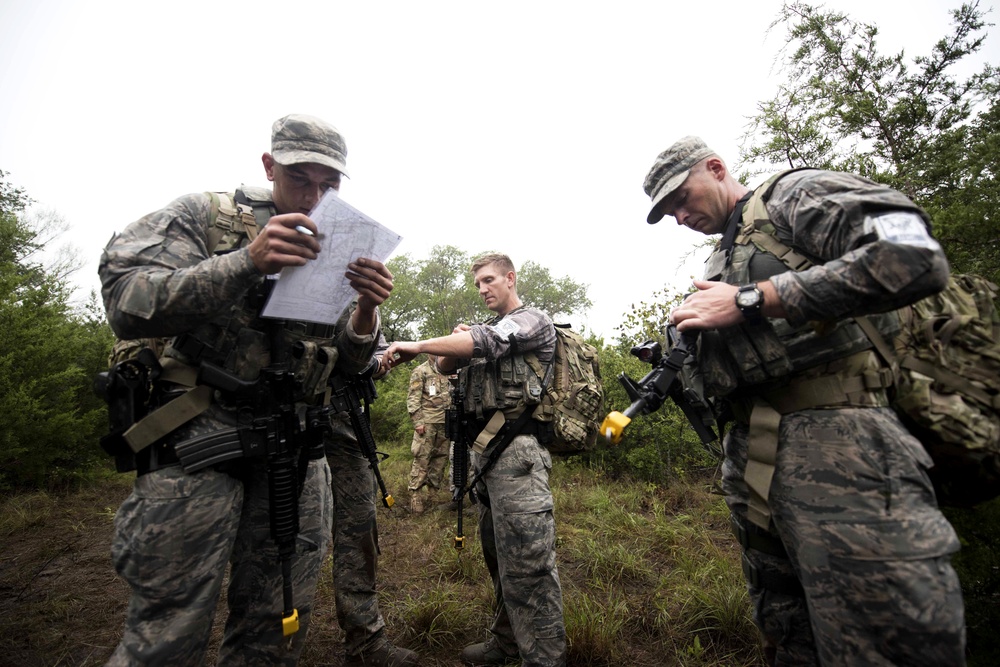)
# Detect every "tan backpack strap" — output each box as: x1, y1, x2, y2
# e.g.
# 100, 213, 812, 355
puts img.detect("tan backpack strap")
473, 410, 509, 455
123, 385, 214, 452
853, 315, 899, 370
205, 192, 229, 256
121, 357, 212, 452
746, 229, 815, 273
